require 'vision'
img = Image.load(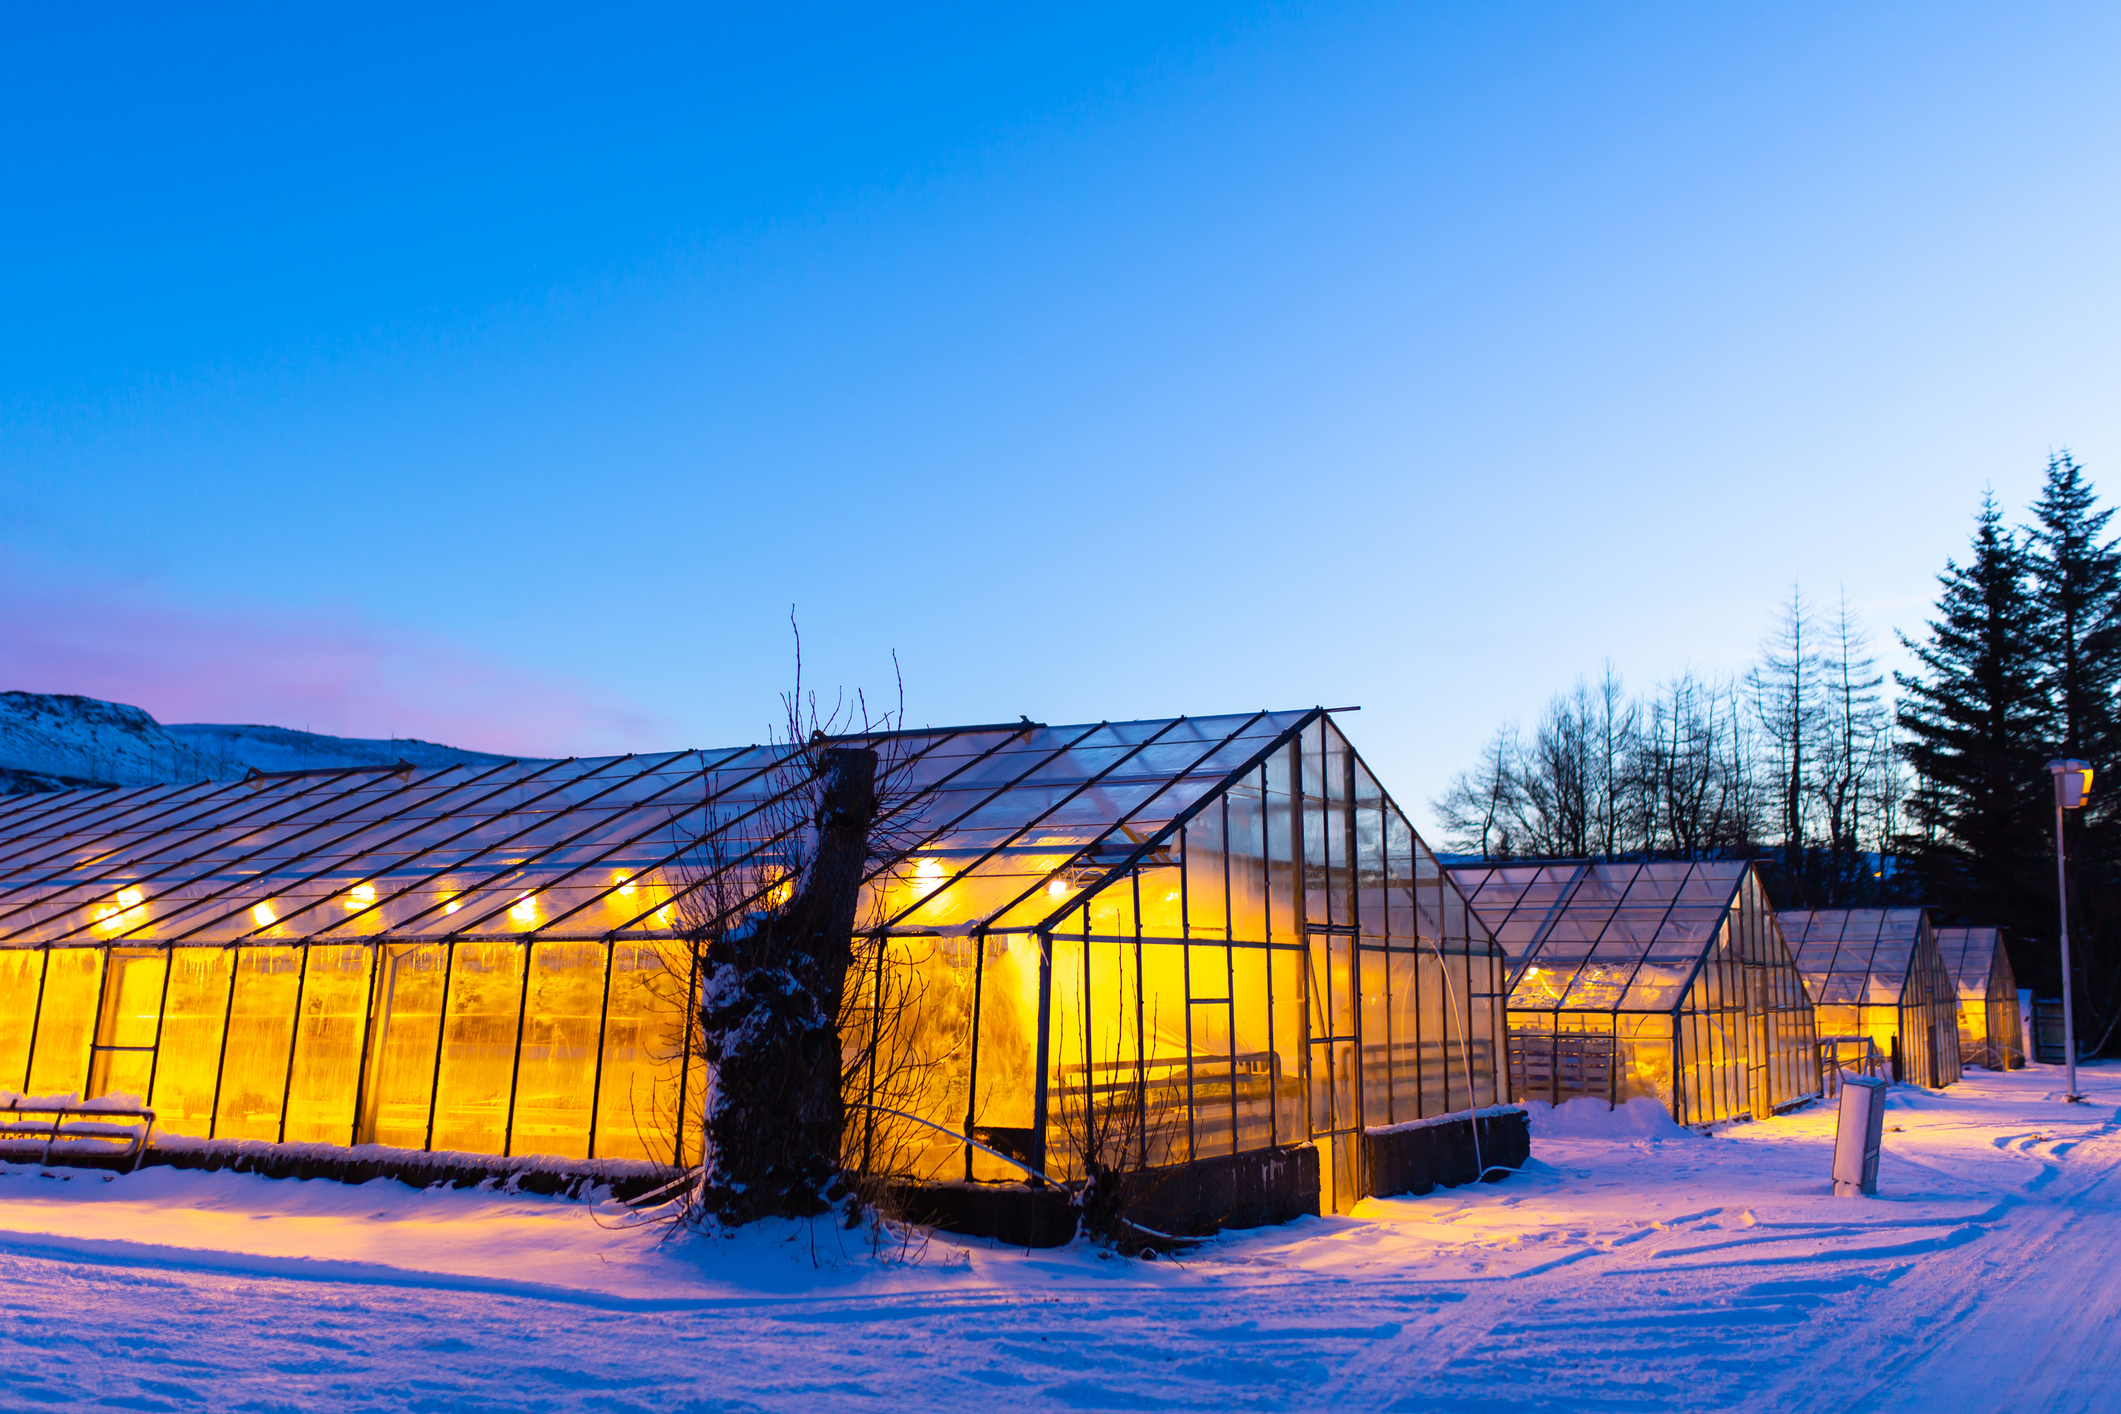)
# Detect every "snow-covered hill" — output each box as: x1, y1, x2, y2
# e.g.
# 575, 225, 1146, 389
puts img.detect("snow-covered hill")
0, 691, 529, 793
